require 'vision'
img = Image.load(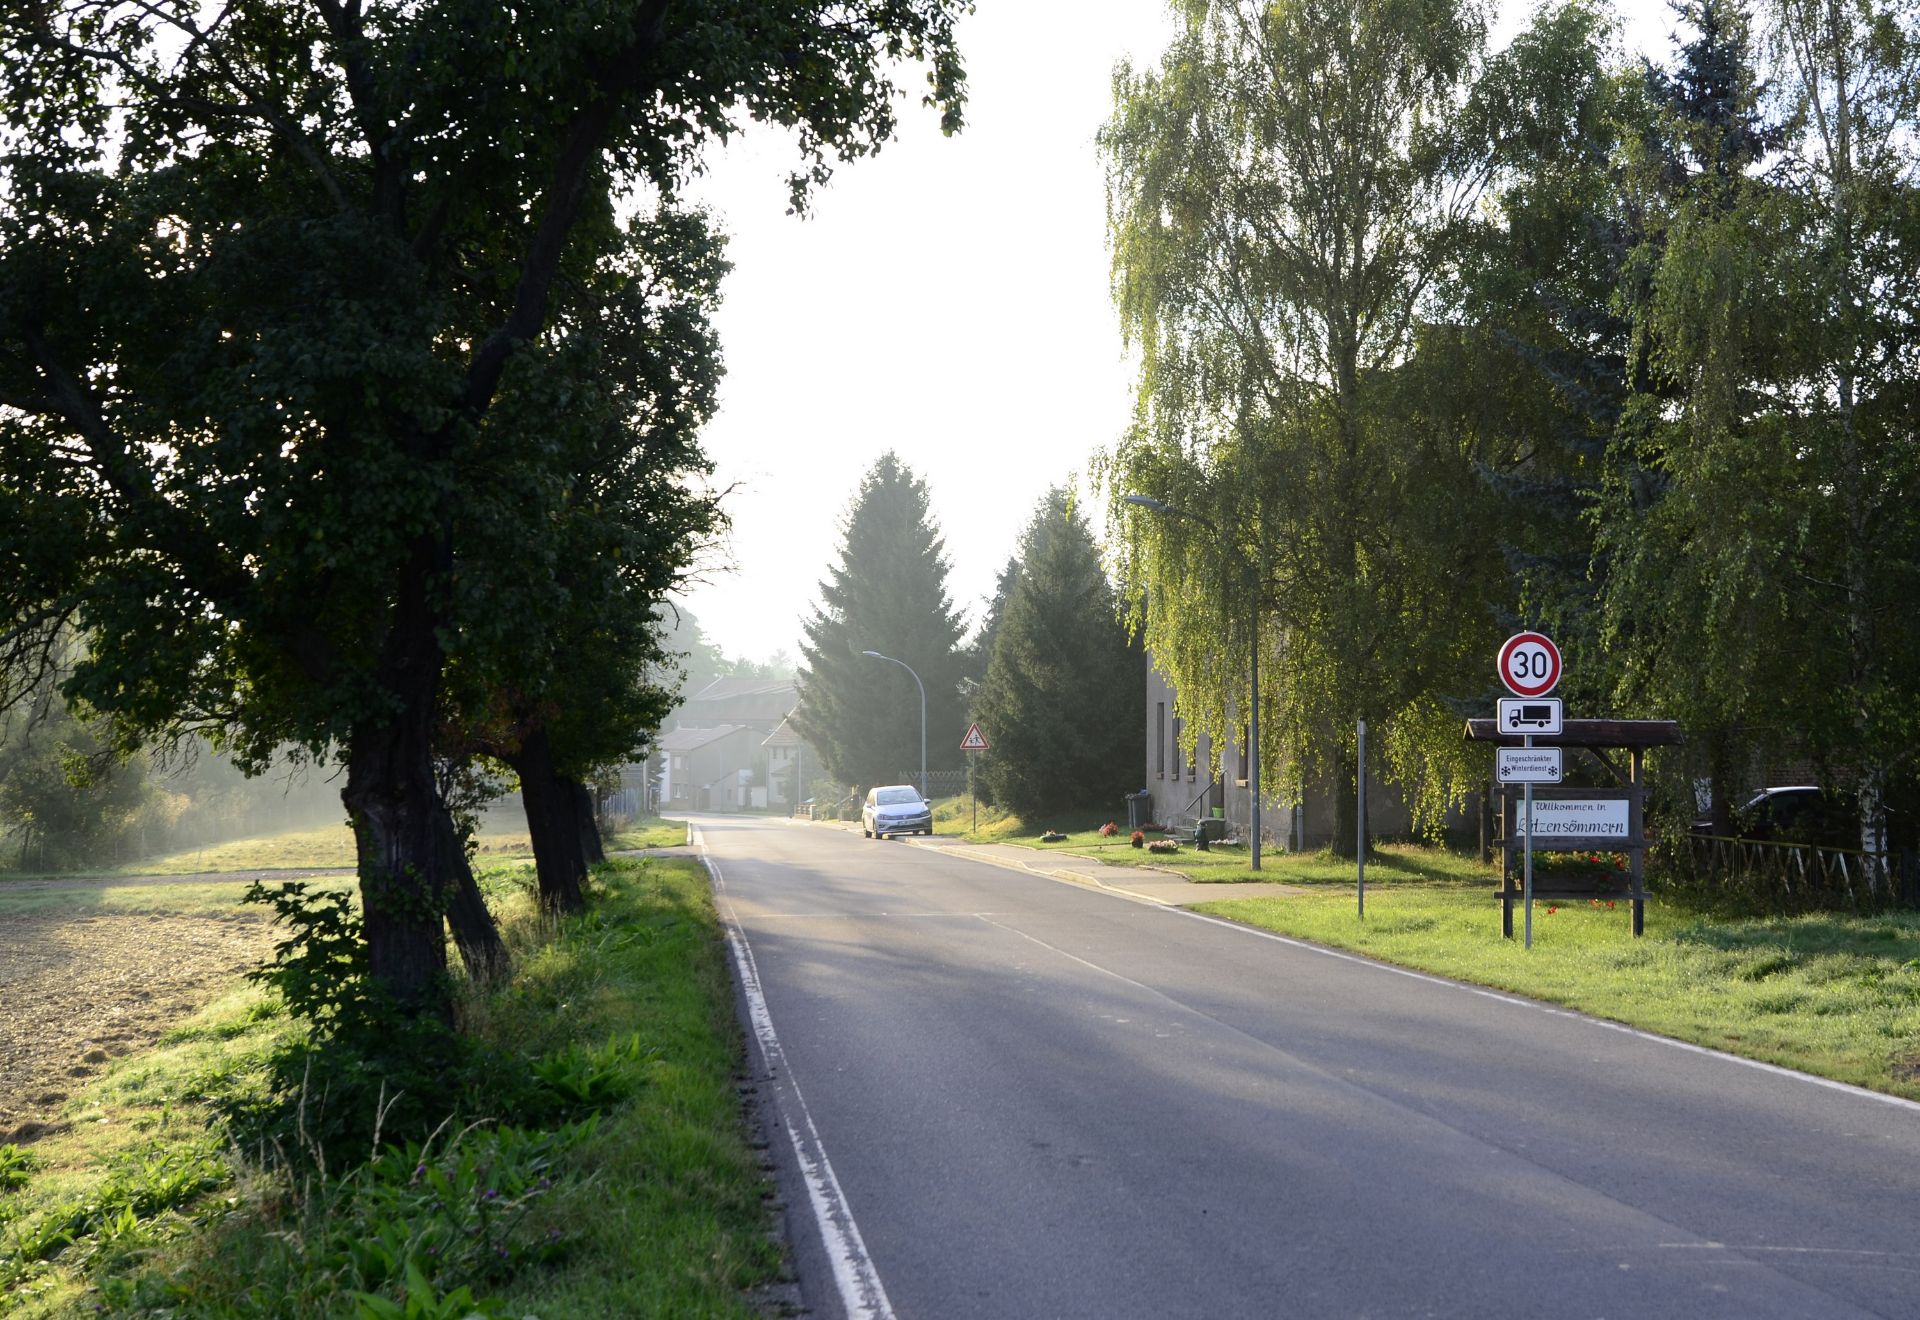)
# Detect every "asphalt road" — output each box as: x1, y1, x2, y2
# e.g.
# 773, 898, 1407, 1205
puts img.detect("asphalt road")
697, 814, 1920, 1320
